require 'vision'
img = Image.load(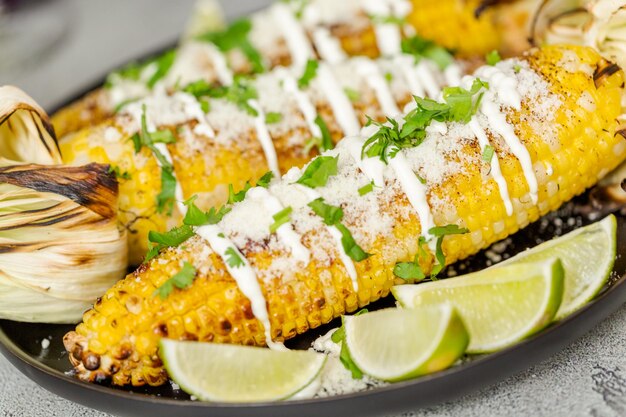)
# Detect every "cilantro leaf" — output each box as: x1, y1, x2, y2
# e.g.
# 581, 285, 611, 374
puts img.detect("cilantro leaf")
336, 223, 371, 262
393, 257, 425, 280
344, 87, 360, 102
225, 247, 245, 268
256, 171, 274, 188
265, 112, 282, 124
228, 182, 252, 204
307, 198, 344, 225
182, 79, 216, 98
486, 50, 502, 66
296, 155, 339, 188
145, 224, 195, 262
331, 310, 368, 379
147, 50, 177, 89
107, 165, 131, 180
298, 59, 319, 89
401, 35, 454, 70
362, 78, 489, 162
482, 144, 495, 162
428, 224, 469, 278
182, 195, 230, 226
315, 115, 334, 152
358, 181, 375, 196
154, 261, 197, 299
270, 206, 293, 233
156, 166, 177, 215
198, 19, 265, 73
